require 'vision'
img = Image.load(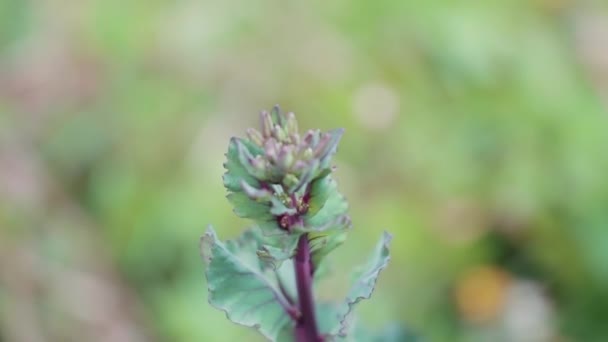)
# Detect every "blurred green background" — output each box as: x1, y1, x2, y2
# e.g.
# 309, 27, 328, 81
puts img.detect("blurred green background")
2, 0, 608, 341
